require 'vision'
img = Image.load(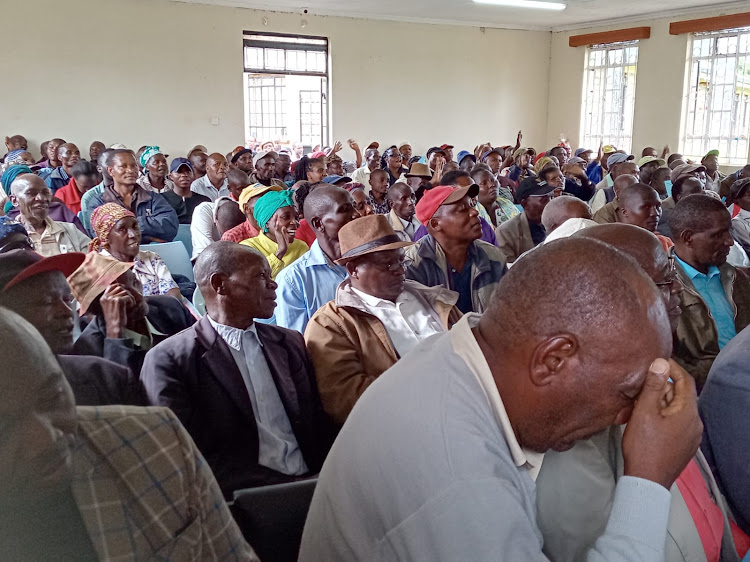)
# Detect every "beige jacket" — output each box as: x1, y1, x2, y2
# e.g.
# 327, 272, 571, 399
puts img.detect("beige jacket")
304, 279, 461, 425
